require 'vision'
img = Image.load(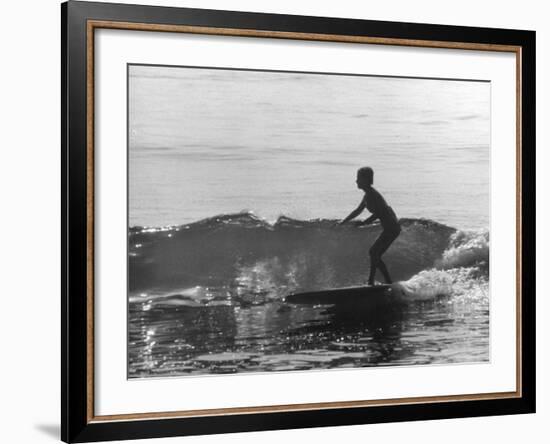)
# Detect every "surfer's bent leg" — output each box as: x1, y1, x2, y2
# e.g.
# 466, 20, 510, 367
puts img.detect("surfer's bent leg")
377, 259, 392, 284
368, 235, 384, 285
368, 227, 400, 285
